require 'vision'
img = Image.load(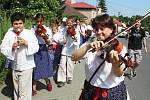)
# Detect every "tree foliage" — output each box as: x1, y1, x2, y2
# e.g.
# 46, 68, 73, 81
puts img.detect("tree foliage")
0, 0, 62, 20
0, 0, 65, 84
112, 14, 150, 32
97, 0, 107, 13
